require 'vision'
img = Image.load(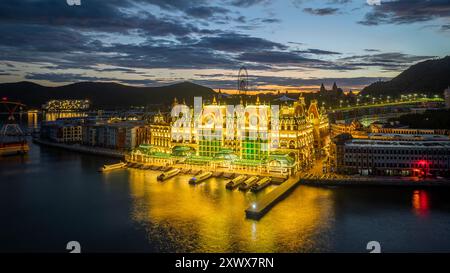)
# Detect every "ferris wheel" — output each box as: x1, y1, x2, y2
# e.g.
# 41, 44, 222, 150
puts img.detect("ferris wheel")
237, 66, 249, 95
0, 98, 26, 140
